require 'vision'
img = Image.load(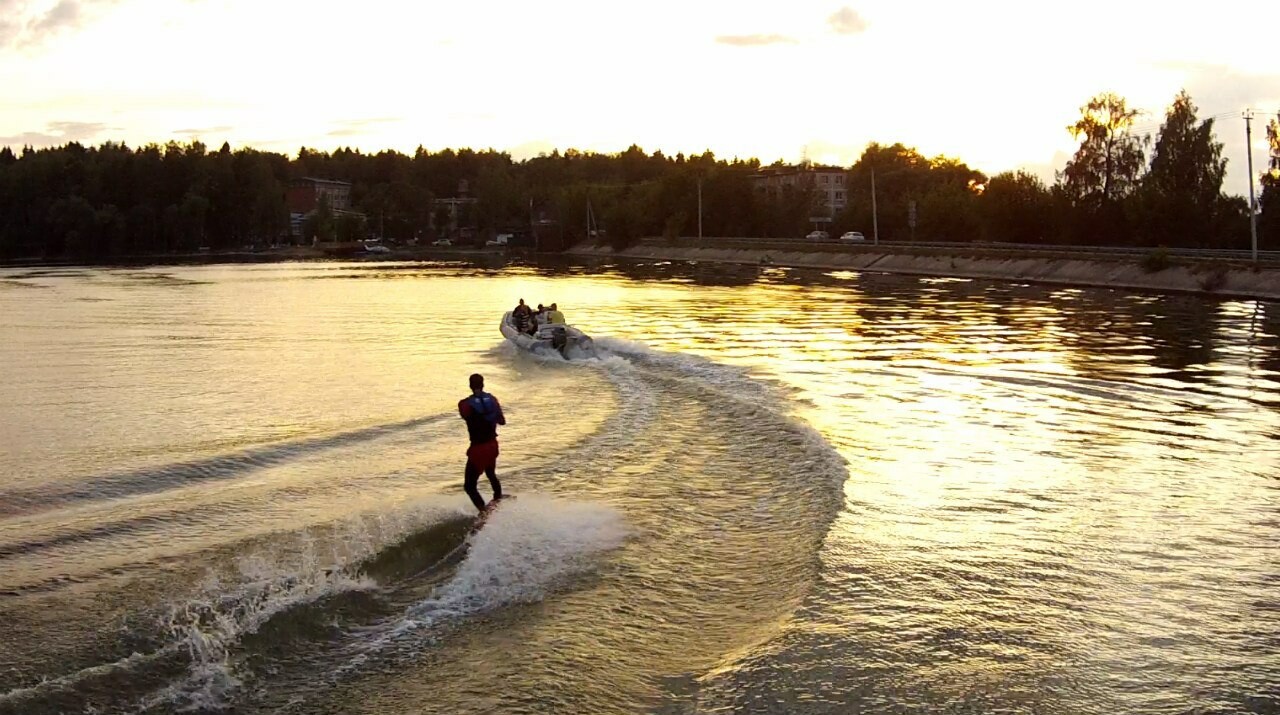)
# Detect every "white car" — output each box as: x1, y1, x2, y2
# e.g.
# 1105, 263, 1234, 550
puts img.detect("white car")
431, 238, 452, 247
839, 231, 866, 242
805, 230, 830, 241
